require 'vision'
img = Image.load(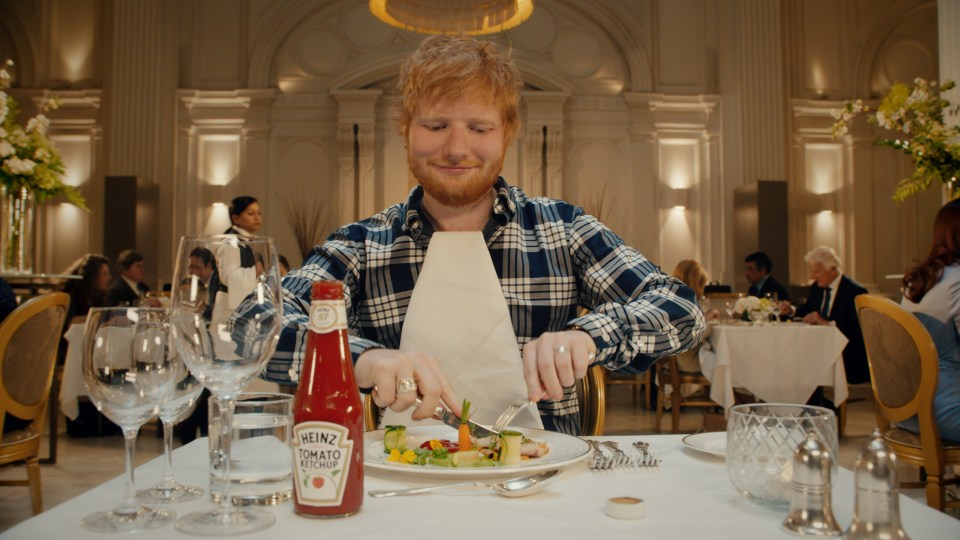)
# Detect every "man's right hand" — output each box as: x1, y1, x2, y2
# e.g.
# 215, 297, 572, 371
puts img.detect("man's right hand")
354, 348, 461, 421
